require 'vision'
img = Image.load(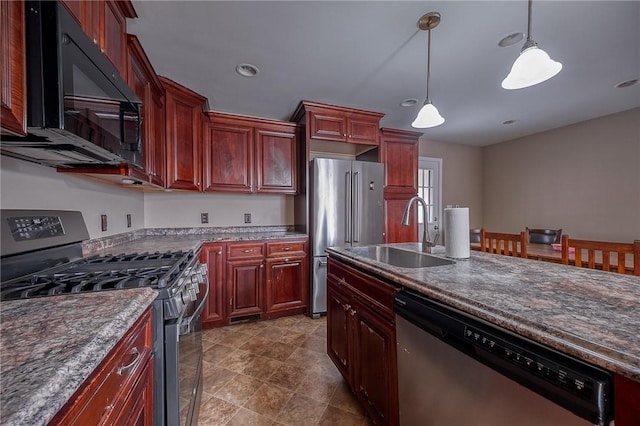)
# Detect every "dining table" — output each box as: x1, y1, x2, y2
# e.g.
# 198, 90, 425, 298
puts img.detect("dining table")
470, 242, 636, 275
